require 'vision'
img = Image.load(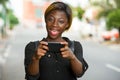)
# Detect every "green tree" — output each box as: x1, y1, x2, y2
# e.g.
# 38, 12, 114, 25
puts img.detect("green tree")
106, 9, 120, 36
114, 0, 120, 8
77, 7, 84, 20
0, 0, 9, 8
0, 0, 9, 38
70, 6, 84, 19
8, 10, 19, 29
